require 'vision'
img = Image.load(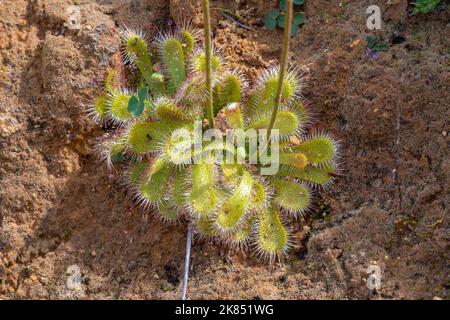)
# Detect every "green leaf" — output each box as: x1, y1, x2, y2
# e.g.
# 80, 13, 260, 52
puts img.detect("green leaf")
190, 163, 218, 214
248, 69, 298, 117
172, 168, 187, 208
366, 36, 389, 52
276, 164, 335, 186
373, 43, 389, 52
277, 12, 303, 36
221, 164, 244, 185
163, 127, 193, 166
267, 9, 280, 19
110, 93, 133, 120
248, 111, 299, 138
149, 73, 165, 97
291, 23, 299, 37
179, 30, 195, 56
263, 13, 277, 31
279, 152, 307, 169
139, 158, 171, 203
249, 179, 268, 210
154, 97, 186, 122
138, 86, 149, 104
127, 121, 185, 154
366, 36, 377, 48
294, 136, 336, 165
127, 95, 143, 117
293, 12, 305, 25
128, 161, 148, 185
273, 179, 310, 213
216, 170, 253, 231
413, 0, 440, 14
104, 69, 118, 93
196, 214, 216, 237
161, 38, 186, 94
257, 206, 289, 258
228, 217, 254, 244
123, 33, 153, 85
277, 14, 286, 28
224, 103, 244, 130
192, 52, 223, 73
281, 0, 304, 11
157, 200, 179, 221
213, 74, 242, 115
93, 95, 108, 119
